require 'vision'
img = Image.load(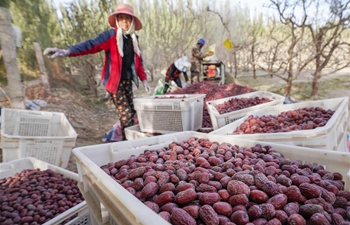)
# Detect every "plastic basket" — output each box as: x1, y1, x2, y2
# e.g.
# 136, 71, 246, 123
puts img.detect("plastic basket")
125, 124, 151, 140
211, 97, 349, 151
124, 124, 213, 140
206, 91, 285, 130
0, 157, 90, 225
133, 94, 206, 133
125, 124, 180, 141
72, 131, 350, 225
1, 108, 78, 168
